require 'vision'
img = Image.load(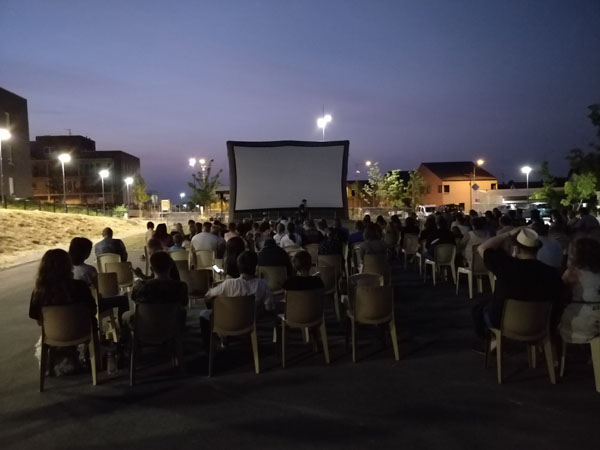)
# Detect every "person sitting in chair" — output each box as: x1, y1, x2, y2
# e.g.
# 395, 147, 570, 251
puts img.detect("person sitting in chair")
283, 250, 324, 291
94, 227, 128, 262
